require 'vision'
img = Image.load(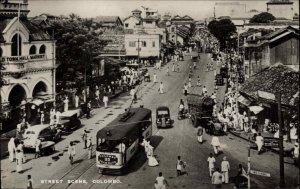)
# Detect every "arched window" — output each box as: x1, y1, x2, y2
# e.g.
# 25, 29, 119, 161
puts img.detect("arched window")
39, 45, 46, 54
11, 33, 22, 56
29, 45, 36, 55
